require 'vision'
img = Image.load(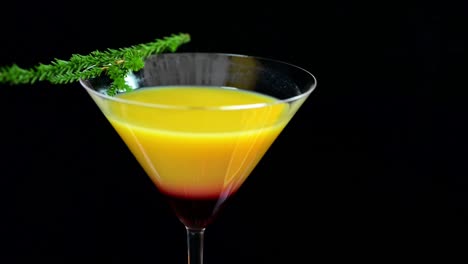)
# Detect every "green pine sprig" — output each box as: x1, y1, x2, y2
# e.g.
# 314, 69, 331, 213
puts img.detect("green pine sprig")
0, 33, 191, 95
